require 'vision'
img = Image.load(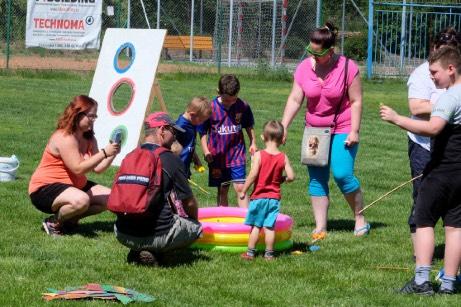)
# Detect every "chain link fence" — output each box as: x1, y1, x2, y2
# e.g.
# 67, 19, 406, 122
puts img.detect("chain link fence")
1, 0, 325, 71
368, 0, 461, 78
